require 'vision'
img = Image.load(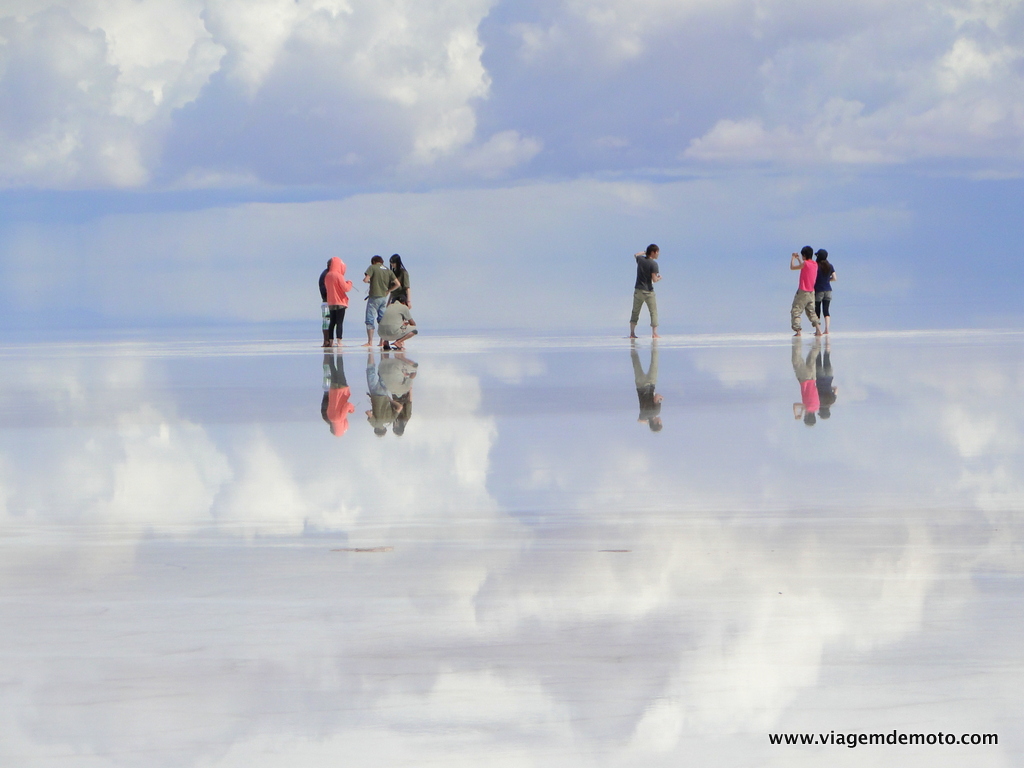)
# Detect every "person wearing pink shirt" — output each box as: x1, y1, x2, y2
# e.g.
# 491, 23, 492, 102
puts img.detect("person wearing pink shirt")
789, 245, 821, 337
323, 257, 354, 347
